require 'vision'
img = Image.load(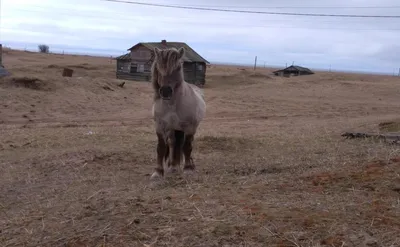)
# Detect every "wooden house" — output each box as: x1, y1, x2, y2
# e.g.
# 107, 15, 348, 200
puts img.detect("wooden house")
115, 40, 210, 85
273, 65, 314, 77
